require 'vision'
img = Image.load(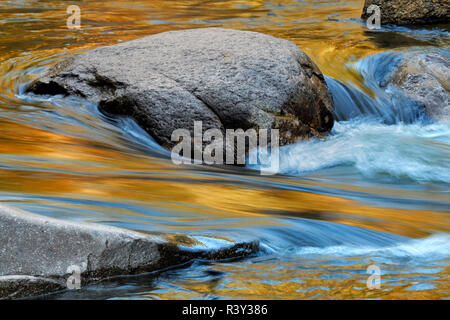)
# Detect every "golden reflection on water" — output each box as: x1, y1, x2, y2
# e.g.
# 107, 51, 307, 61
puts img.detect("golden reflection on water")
0, 116, 447, 237
0, 0, 449, 299
149, 262, 450, 300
